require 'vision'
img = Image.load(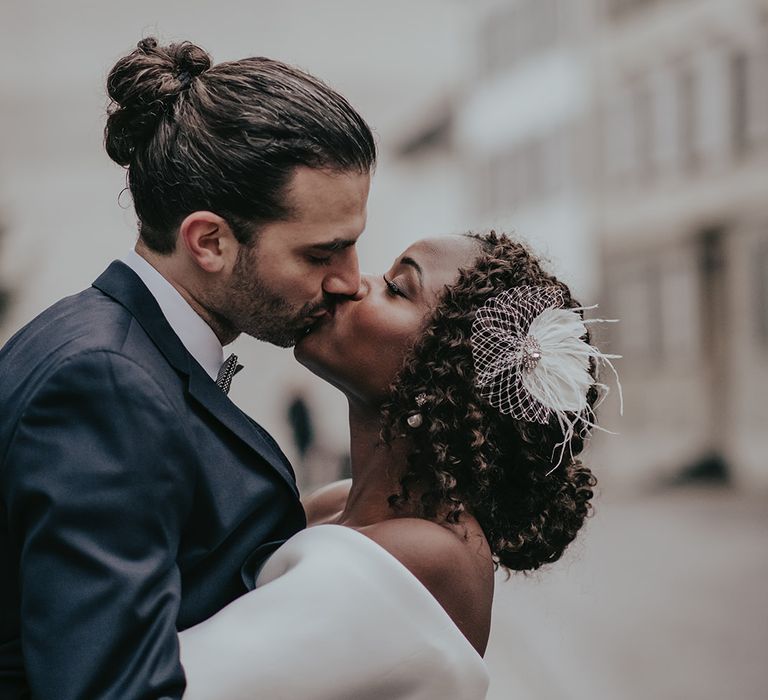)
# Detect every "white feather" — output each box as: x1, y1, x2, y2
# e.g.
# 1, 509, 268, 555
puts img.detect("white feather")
470, 287, 623, 475
523, 308, 592, 413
